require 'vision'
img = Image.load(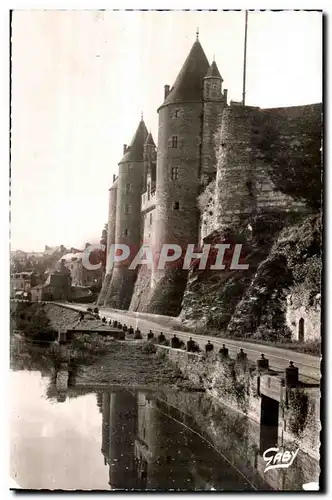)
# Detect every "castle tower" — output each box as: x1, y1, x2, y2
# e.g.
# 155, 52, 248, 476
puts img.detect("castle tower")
97, 176, 118, 306
148, 37, 210, 315
105, 118, 148, 309
201, 60, 227, 185
143, 132, 157, 195
141, 132, 157, 245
